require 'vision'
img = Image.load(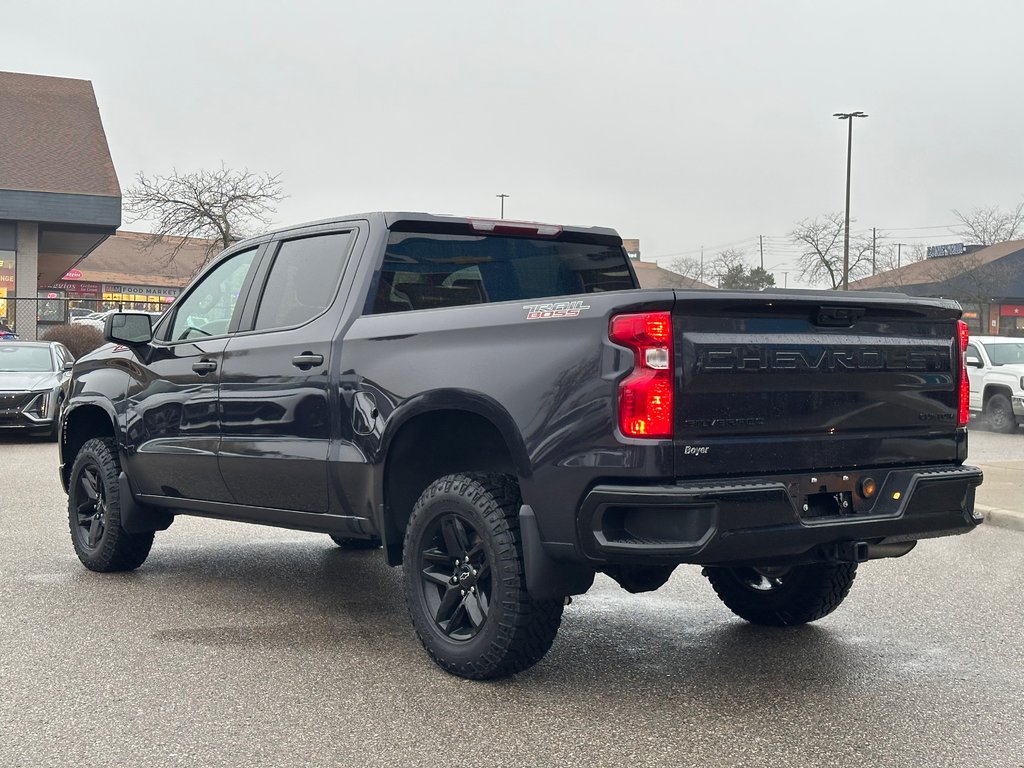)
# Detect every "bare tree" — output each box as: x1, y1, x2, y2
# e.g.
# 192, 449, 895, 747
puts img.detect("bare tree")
708, 248, 745, 284
123, 164, 284, 266
790, 212, 872, 289
952, 202, 1024, 246
667, 255, 705, 283
870, 241, 927, 288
